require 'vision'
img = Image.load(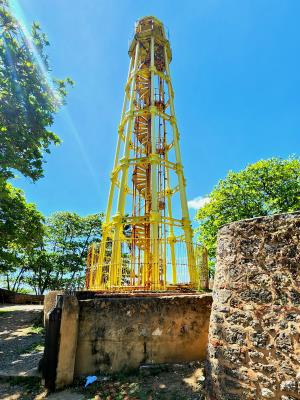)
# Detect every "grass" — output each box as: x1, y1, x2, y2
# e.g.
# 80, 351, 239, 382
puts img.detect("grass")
28, 310, 44, 334
0, 309, 12, 316
0, 376, 44, 400
29, 325, 44, 335
19, 342, 44, 355
18, 313, 44, 354
4, 376, 41, 389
